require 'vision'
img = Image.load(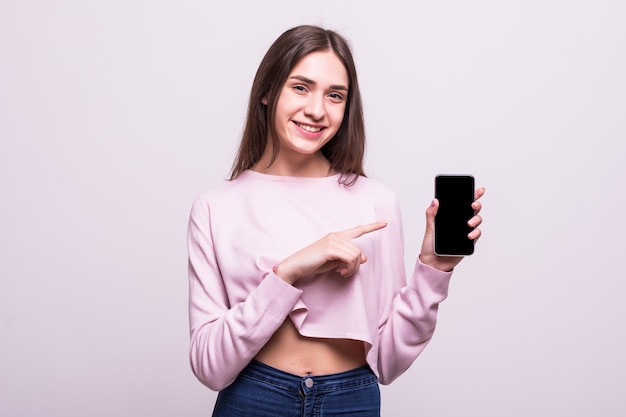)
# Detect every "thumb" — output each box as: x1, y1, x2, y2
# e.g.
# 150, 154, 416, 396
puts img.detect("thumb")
425, 198, 439, 235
